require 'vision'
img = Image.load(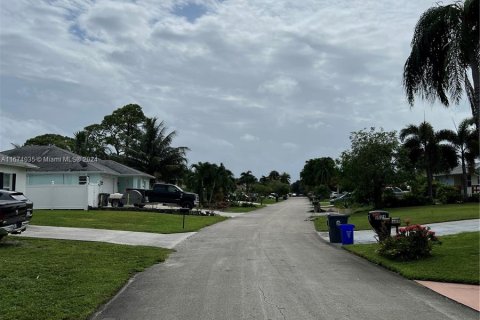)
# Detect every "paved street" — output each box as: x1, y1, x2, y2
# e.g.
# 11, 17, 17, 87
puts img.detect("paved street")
92, 198, 477, 320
